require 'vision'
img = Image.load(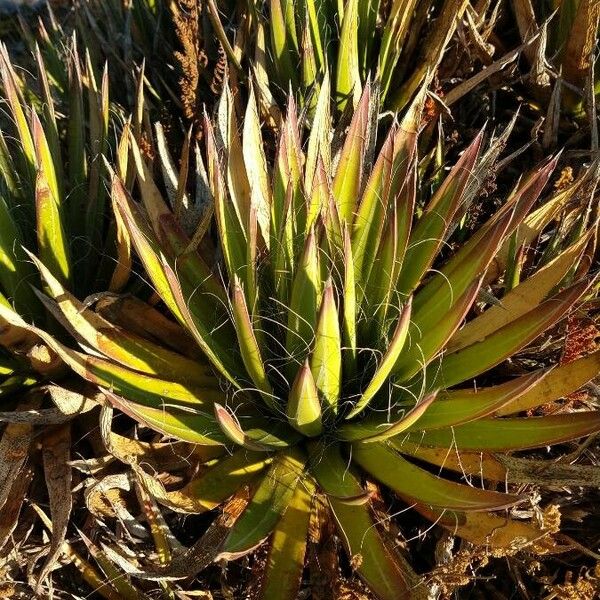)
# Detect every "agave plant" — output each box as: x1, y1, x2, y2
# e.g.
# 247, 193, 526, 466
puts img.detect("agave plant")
6, 81, 600, 599
244, 0, 469, 113
0, 38, 140, 589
